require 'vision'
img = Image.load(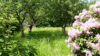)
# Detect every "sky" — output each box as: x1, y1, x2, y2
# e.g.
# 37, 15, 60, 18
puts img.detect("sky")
88, 0, 100, 2
95, 0, 100, 1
